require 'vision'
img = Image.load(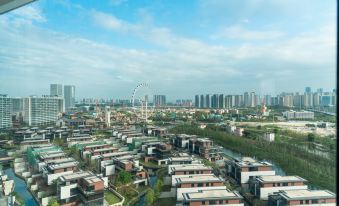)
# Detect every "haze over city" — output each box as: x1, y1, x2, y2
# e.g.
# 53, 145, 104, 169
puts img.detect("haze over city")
0, 0, 336, 100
